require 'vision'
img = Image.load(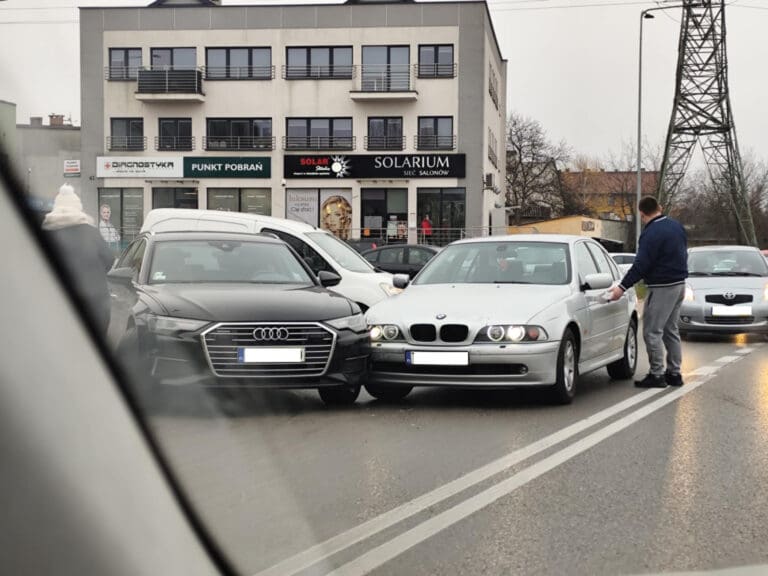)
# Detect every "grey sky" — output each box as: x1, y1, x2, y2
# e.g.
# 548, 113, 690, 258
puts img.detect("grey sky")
2, 0, 767, 163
